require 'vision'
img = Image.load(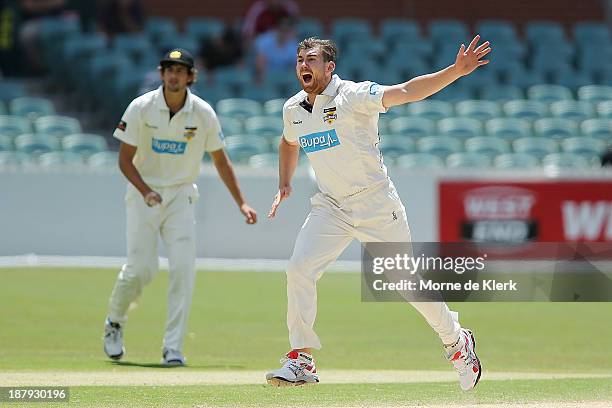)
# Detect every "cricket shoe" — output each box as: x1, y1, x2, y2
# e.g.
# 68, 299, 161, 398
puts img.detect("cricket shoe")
266, 350, 319, 386
162, 348, 186, 367
103, 318, 125, 360
447, 328, 482, 390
